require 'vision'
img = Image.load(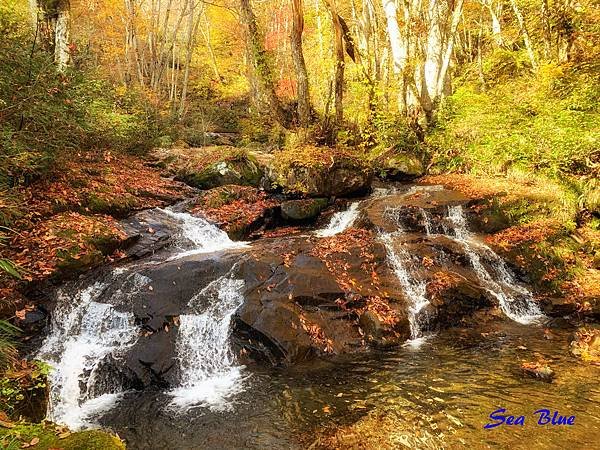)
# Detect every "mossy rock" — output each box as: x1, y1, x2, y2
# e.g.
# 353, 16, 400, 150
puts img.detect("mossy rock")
371, 148, 424, 181
281, 198, 328, 221
0, 423, 125, 450
178, 154, 262, 190
85, 193, 138, 217
270, 146, 372, 197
